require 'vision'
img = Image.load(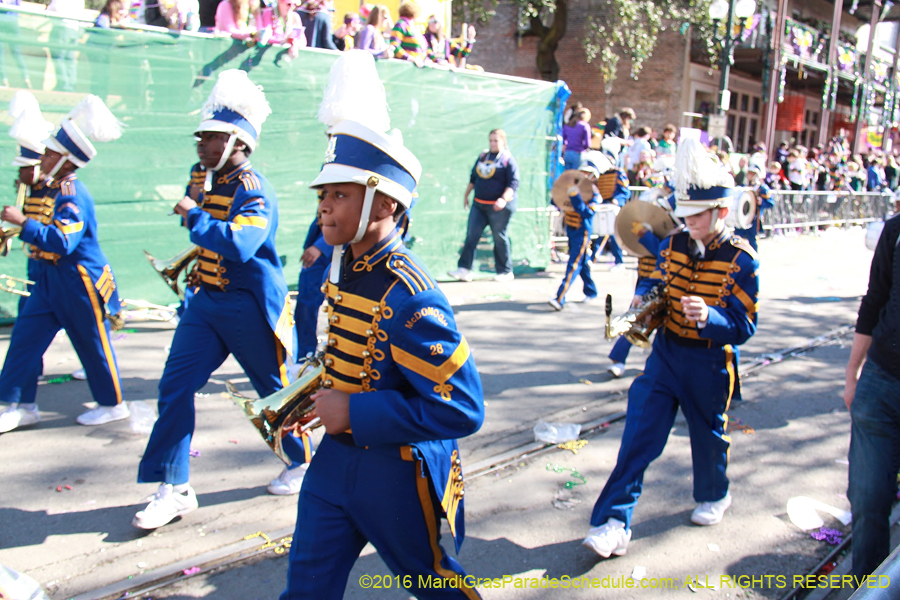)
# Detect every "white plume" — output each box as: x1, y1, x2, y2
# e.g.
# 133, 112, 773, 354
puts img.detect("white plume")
68, 95, 123, 143
202, 69, 272, 129
674, 137, 731, 195
9, 106, 54, 144
317, 51, 389, 132
9, 90, 40, 121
